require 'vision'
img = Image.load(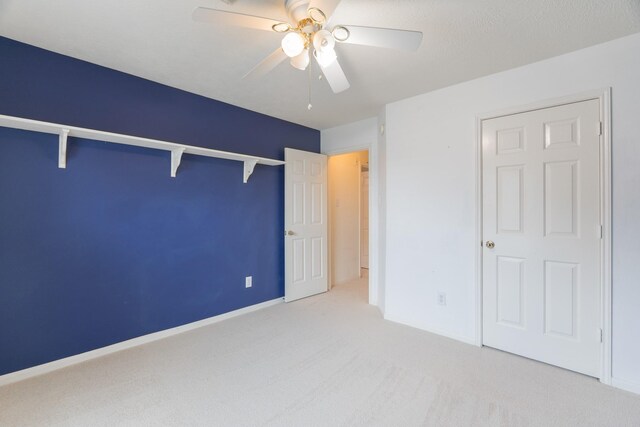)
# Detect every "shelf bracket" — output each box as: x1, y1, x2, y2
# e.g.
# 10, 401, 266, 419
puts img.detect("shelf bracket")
243, 158, 259, 183
58, 129, 70, 169
171, 148, 185, 178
